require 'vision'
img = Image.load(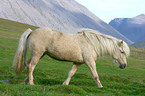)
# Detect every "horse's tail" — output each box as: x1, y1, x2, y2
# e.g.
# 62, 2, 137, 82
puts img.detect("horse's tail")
12, 28, 32, 77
